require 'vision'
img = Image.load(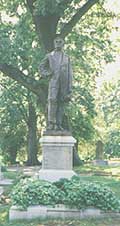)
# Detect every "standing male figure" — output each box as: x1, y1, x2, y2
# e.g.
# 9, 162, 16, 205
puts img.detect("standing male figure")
39, 35, 73, 130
